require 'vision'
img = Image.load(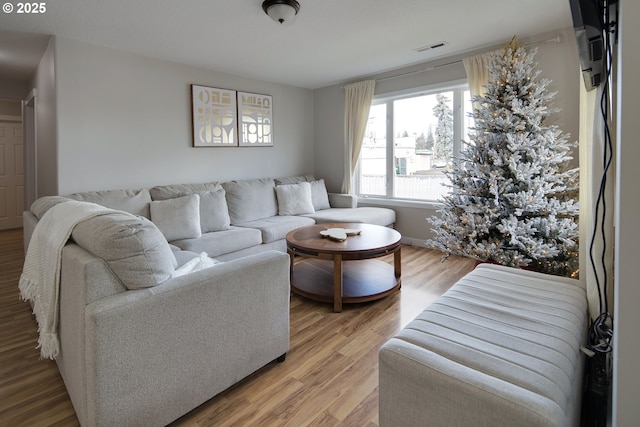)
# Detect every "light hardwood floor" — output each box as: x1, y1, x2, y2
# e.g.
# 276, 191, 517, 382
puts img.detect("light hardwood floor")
0, 228, 475, 426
